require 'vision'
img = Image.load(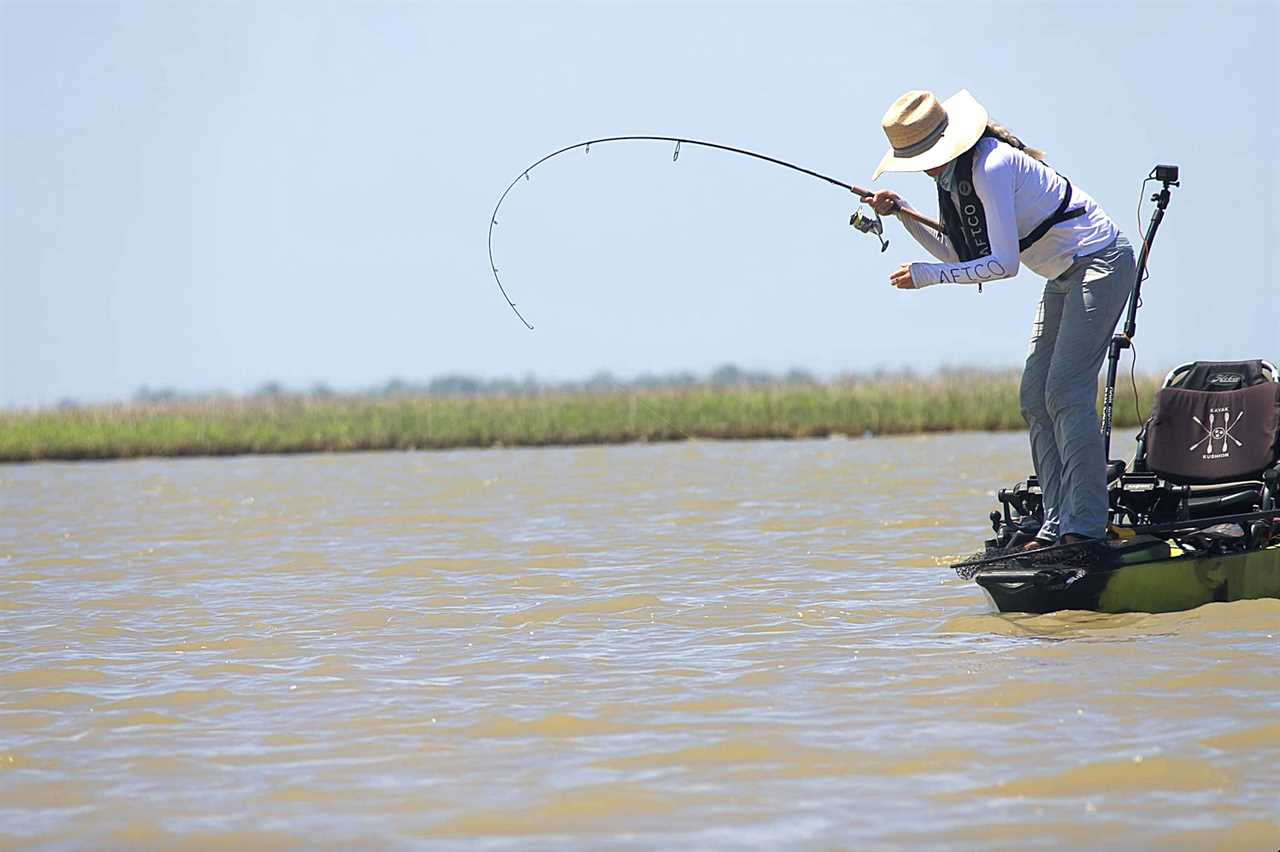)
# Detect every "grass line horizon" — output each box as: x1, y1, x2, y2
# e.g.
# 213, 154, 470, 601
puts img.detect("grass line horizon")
0, 374, 1161, 464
